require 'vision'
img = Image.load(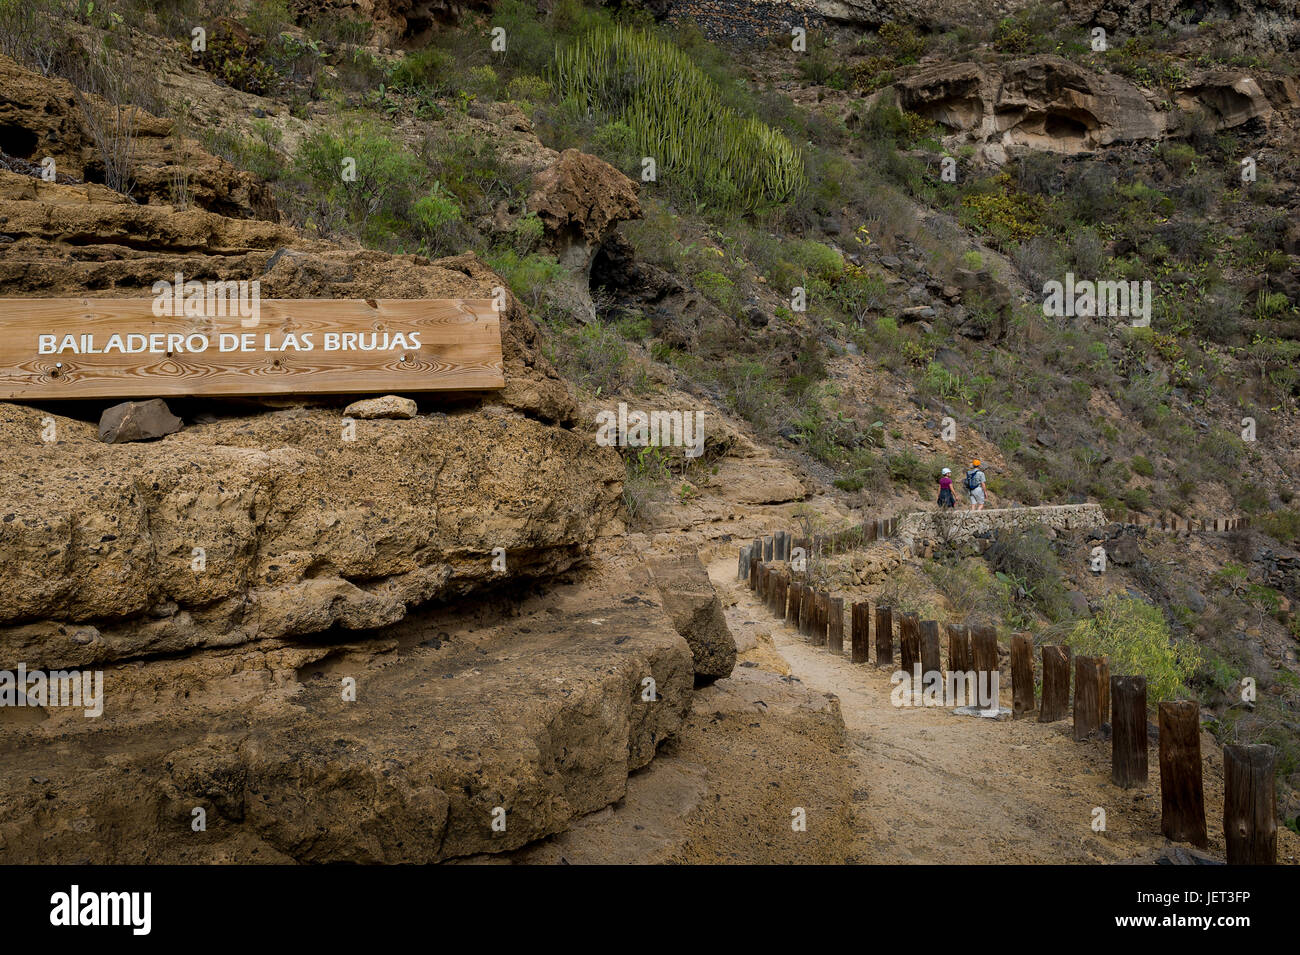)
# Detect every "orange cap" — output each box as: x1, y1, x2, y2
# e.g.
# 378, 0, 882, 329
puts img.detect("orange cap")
972, 459, 981, 467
